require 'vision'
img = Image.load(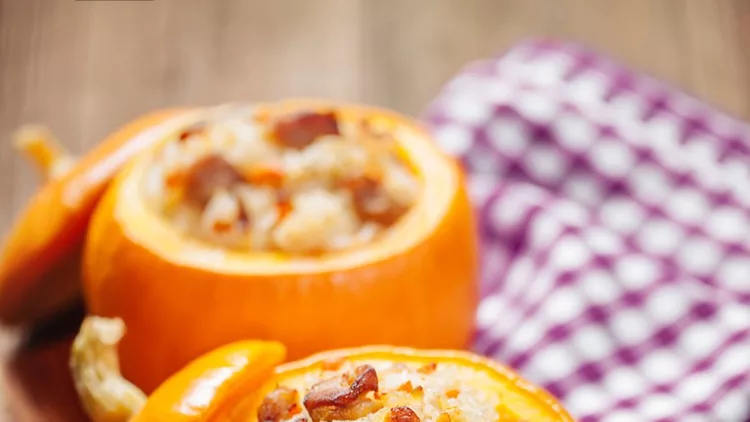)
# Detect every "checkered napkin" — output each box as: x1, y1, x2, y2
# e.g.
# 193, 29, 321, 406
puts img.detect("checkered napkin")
422, 40, 750, 422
